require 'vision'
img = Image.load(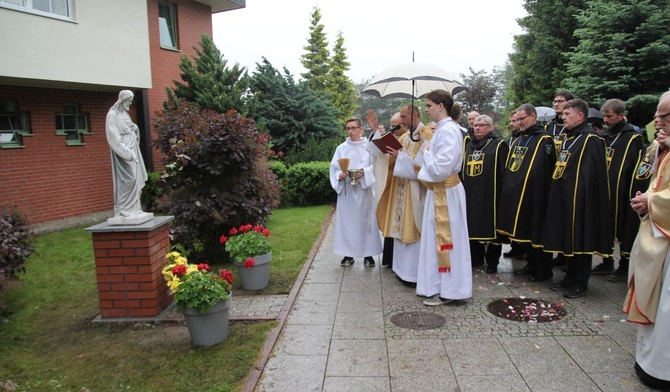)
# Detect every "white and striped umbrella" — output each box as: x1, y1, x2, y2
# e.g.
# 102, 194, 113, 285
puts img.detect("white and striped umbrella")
362, 62, 467, 99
